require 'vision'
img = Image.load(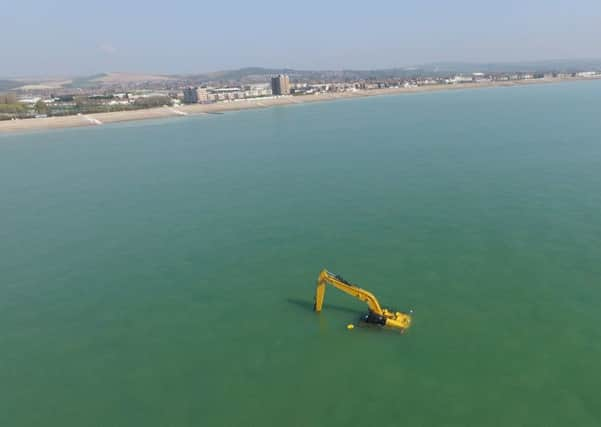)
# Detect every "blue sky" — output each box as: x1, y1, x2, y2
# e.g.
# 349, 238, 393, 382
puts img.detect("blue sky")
3, 0, 601, 76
